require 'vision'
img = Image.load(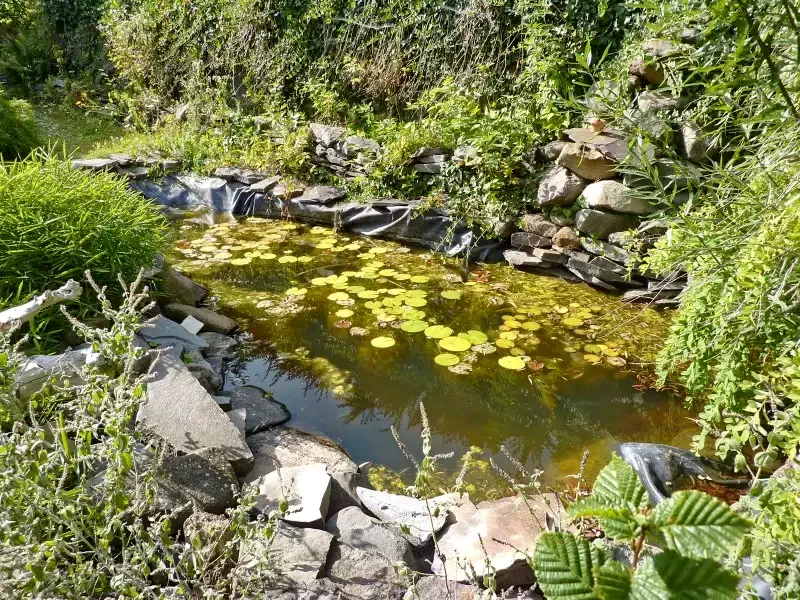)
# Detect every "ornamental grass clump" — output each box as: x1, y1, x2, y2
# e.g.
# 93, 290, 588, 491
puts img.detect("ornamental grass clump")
0, 89, 40, 159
